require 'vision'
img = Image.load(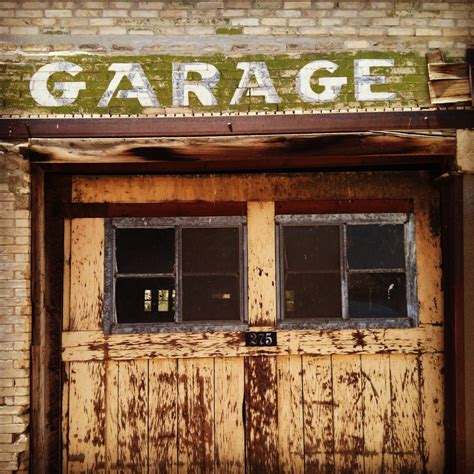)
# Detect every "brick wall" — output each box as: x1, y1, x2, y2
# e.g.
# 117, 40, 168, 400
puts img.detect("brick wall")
0, 143, 30, 473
